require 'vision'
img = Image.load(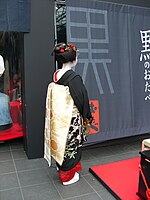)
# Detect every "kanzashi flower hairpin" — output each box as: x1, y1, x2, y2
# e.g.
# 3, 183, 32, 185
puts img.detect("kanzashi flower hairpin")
67, 44, 77, 51
58, 44, 76, 53
51, 43, 78, 55
59, 48, 65, 52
